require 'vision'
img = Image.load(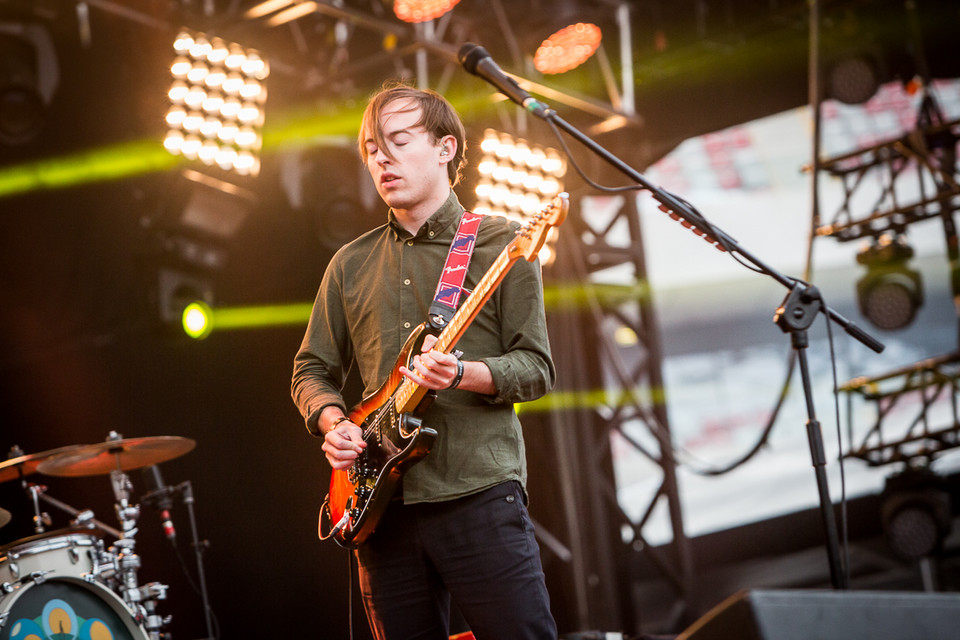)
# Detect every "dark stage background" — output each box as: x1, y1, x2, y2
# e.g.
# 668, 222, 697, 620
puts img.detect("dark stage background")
2, 1, 960, 639
0, 169, 369, 638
